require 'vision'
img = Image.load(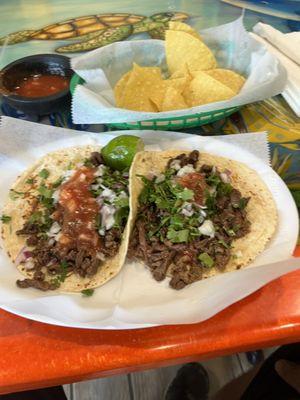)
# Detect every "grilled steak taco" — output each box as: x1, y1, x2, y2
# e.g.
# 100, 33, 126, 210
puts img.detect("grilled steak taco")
1, 146, 131, 292
128, 150, 277, 290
